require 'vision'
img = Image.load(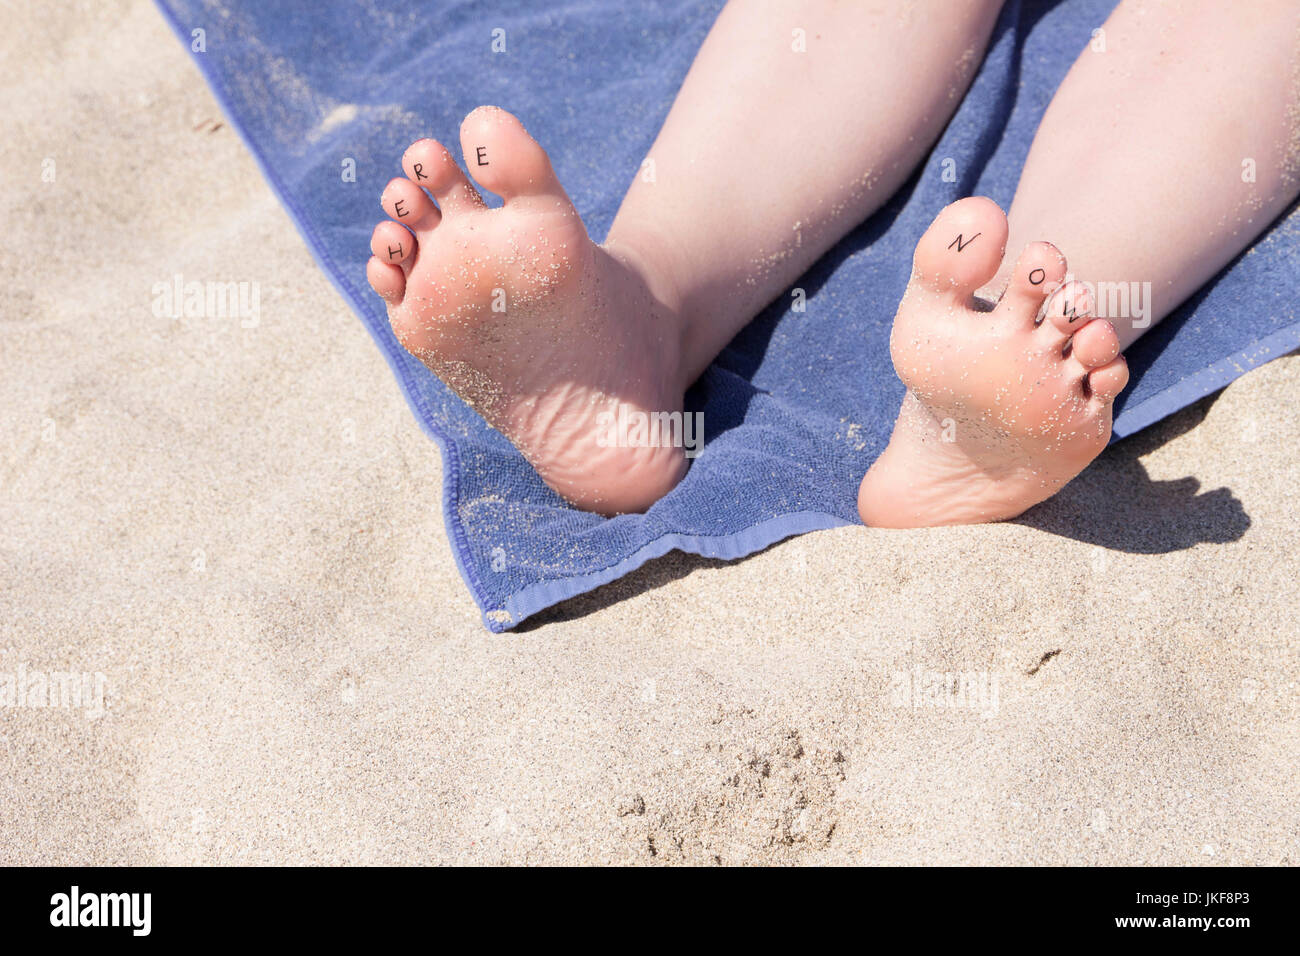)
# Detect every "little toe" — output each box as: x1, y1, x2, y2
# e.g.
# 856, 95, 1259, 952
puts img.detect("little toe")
909, 196, 1009, 301
402, 138, 483, 214
381, 177, 439, 230
997, 241, 1067, 323
371, 221, 415, 267
459, 105, 571, 204
366, 256, 406, 304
